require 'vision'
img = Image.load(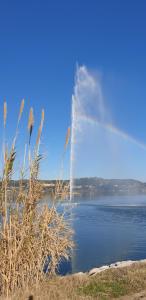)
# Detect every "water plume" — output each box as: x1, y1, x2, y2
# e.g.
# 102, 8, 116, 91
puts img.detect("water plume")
70, 65, 106, 200
70, 65, 146, 200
